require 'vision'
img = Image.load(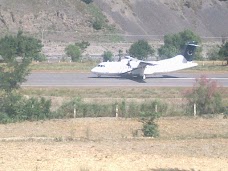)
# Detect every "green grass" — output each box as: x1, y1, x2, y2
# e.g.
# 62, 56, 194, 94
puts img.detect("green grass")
29, 61, 228, 72
30, 61, 97, 72
20, 87, 228, 99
